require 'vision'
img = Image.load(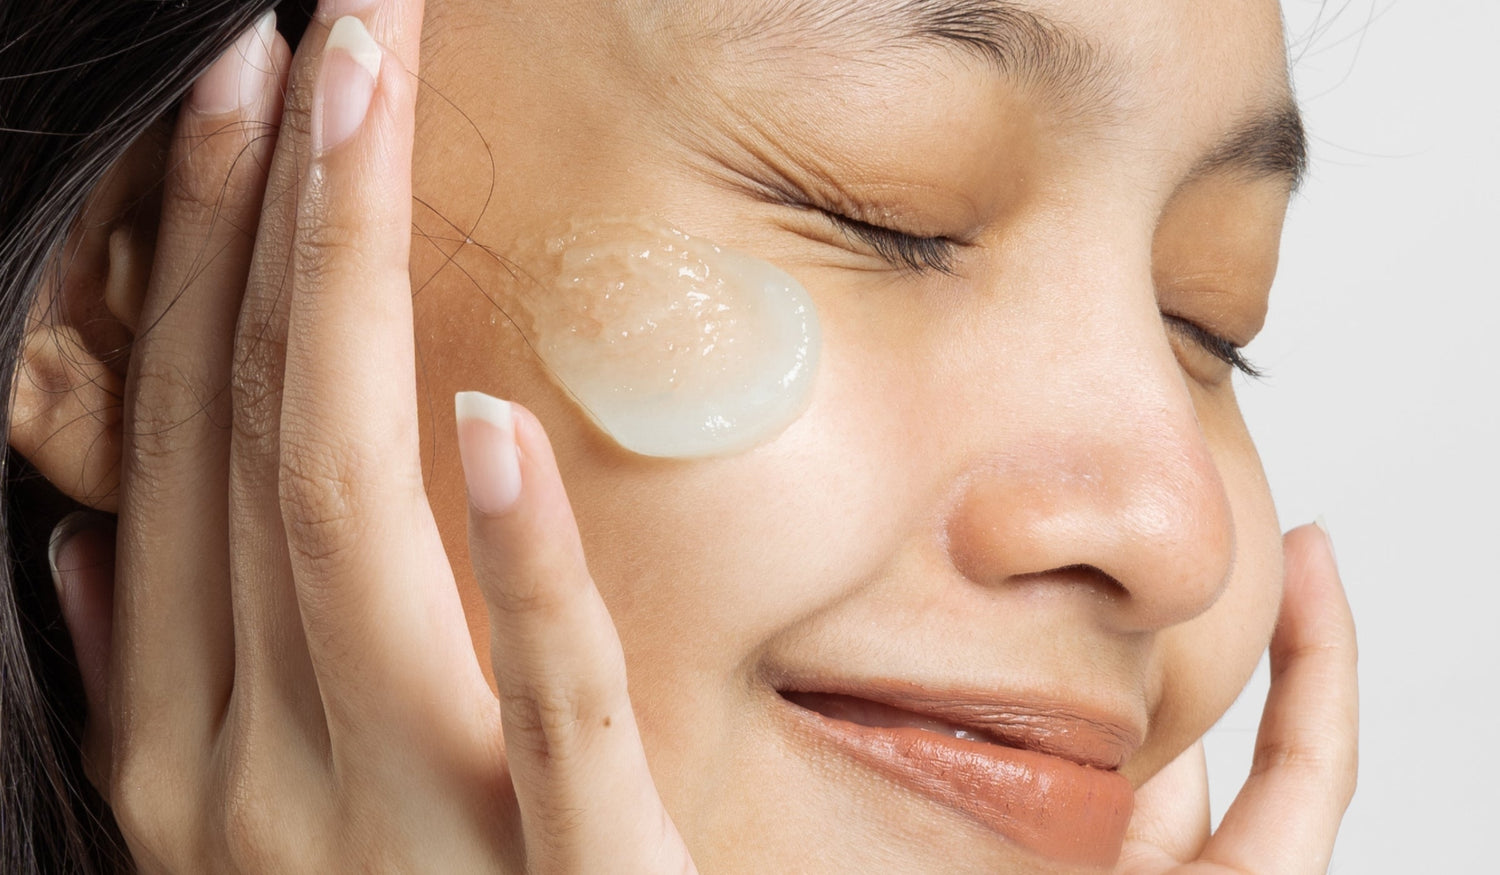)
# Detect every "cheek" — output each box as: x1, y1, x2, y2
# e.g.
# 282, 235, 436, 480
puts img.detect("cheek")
560, 309, 914, 665
510, 283, 917, 804
421, 216, 821, 459
407, 211, 895, 698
